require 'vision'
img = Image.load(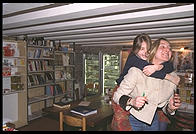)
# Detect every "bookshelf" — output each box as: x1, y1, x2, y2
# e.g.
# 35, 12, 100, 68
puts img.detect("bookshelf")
27, 38, 55, 121
27, 38, 76, 121
52, 41, 76, 104
3, 39, 28, 128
